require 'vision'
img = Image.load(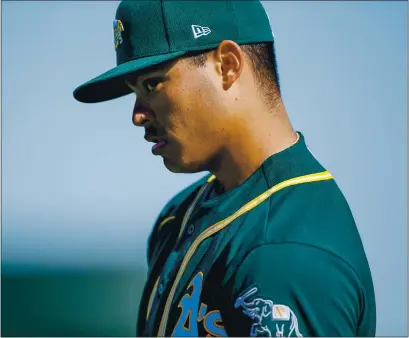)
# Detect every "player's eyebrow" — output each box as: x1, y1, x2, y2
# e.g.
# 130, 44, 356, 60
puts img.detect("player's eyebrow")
125, 73, 167, 92
124, 59, 177, 88
123, 70, 138, 87
124, 71, 143, 89
124, 69, 160, 89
